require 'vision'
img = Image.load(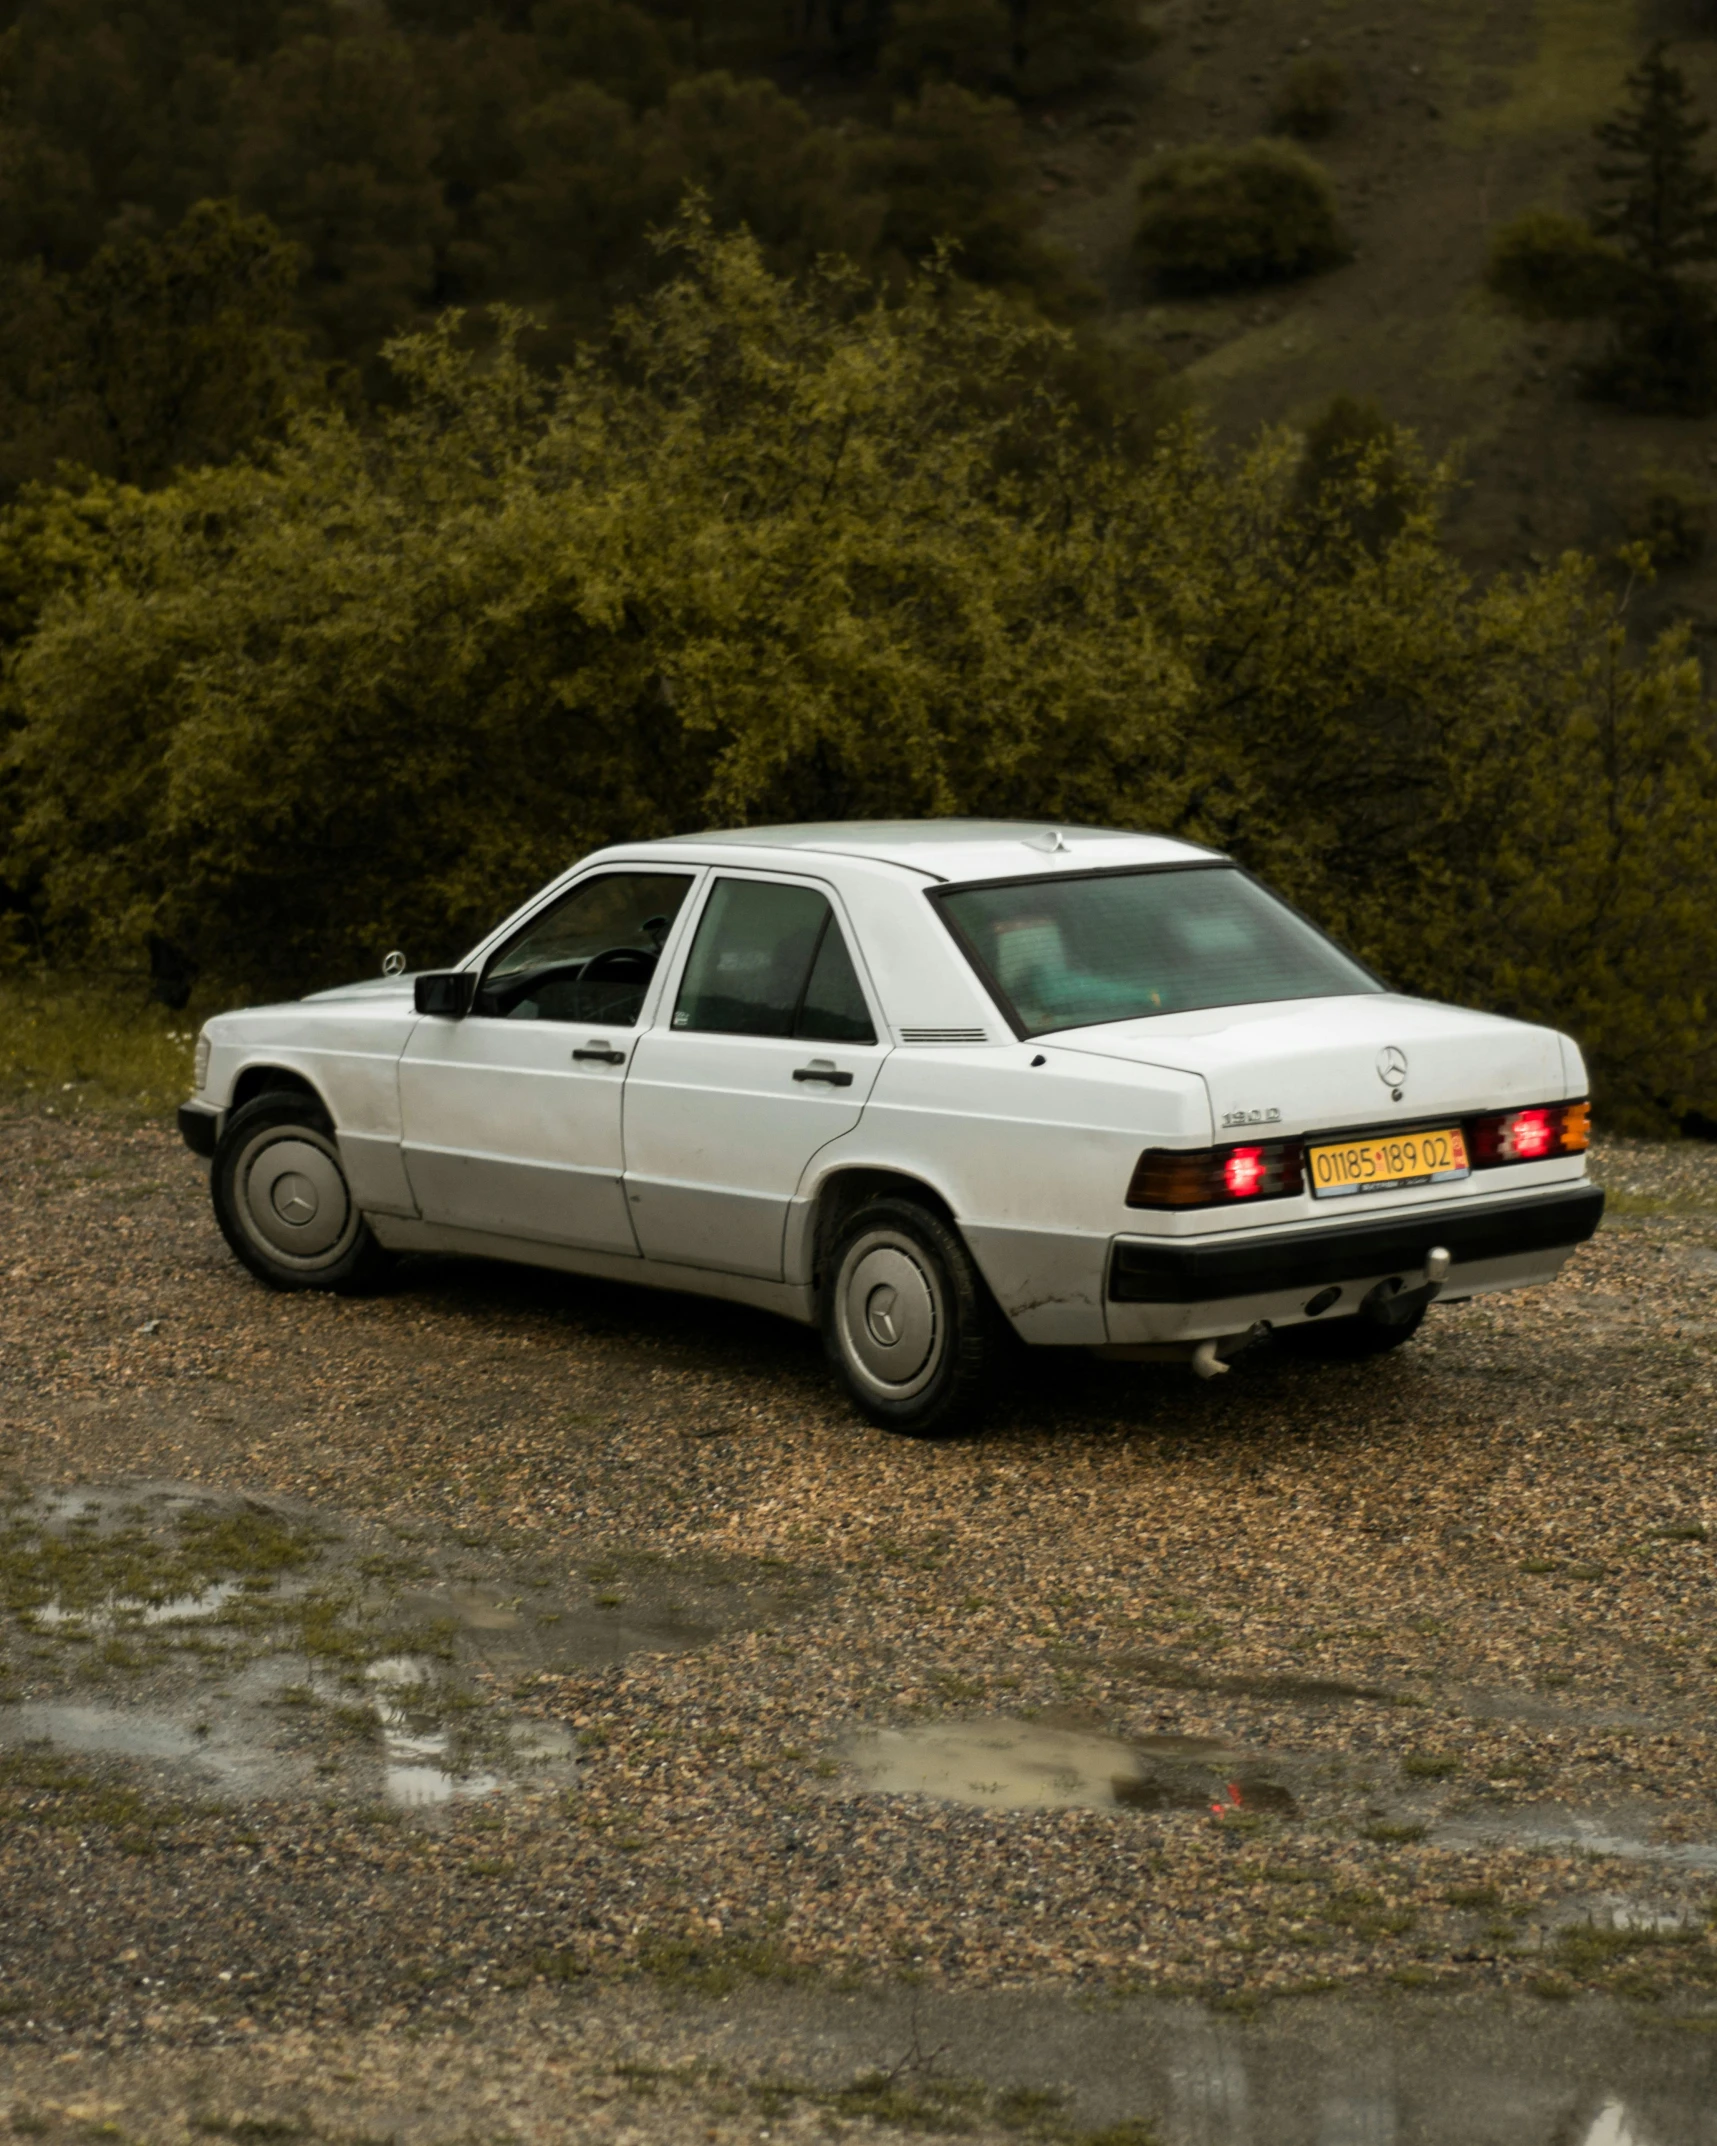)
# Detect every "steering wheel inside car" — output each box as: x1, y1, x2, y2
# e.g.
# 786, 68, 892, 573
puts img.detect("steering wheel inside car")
580, 947, 657, 984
